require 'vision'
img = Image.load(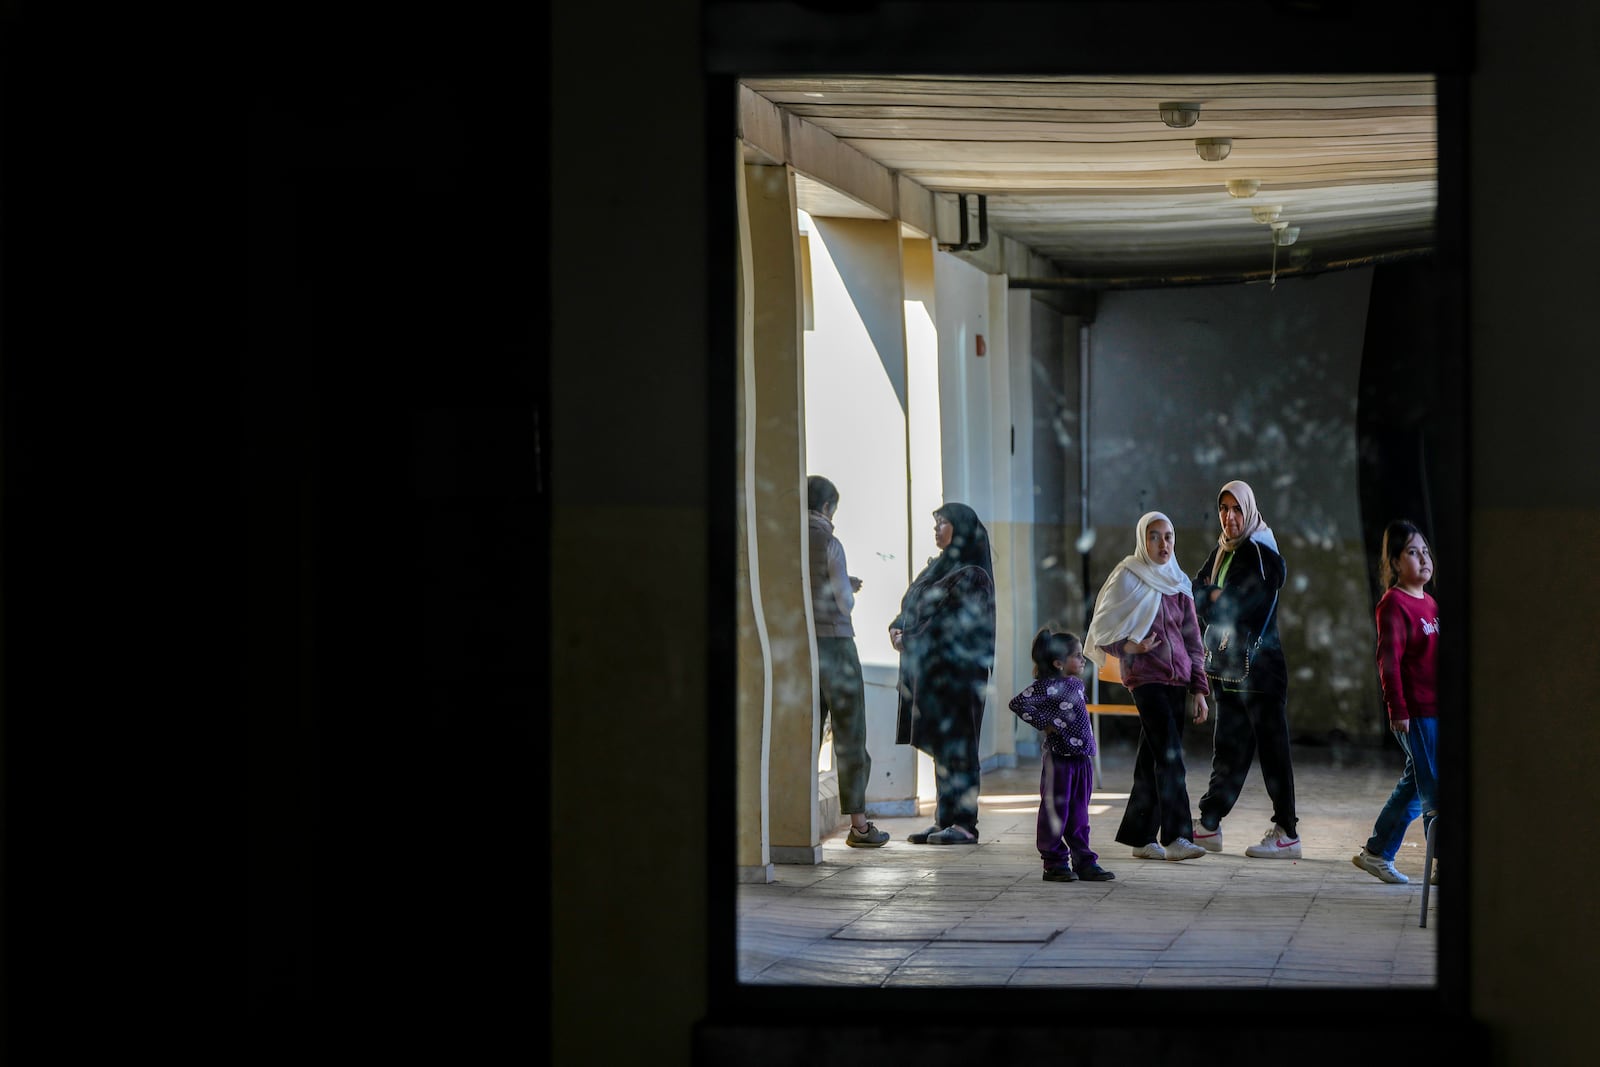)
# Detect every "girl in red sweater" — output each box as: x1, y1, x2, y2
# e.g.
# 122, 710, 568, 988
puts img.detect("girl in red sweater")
1353, 519, 1440, 885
